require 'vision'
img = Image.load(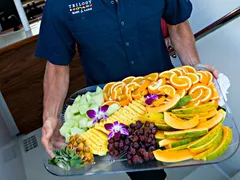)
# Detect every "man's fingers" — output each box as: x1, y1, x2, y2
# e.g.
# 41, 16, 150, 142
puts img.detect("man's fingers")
206, 65, 219, 79
43, 120, 53, 139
